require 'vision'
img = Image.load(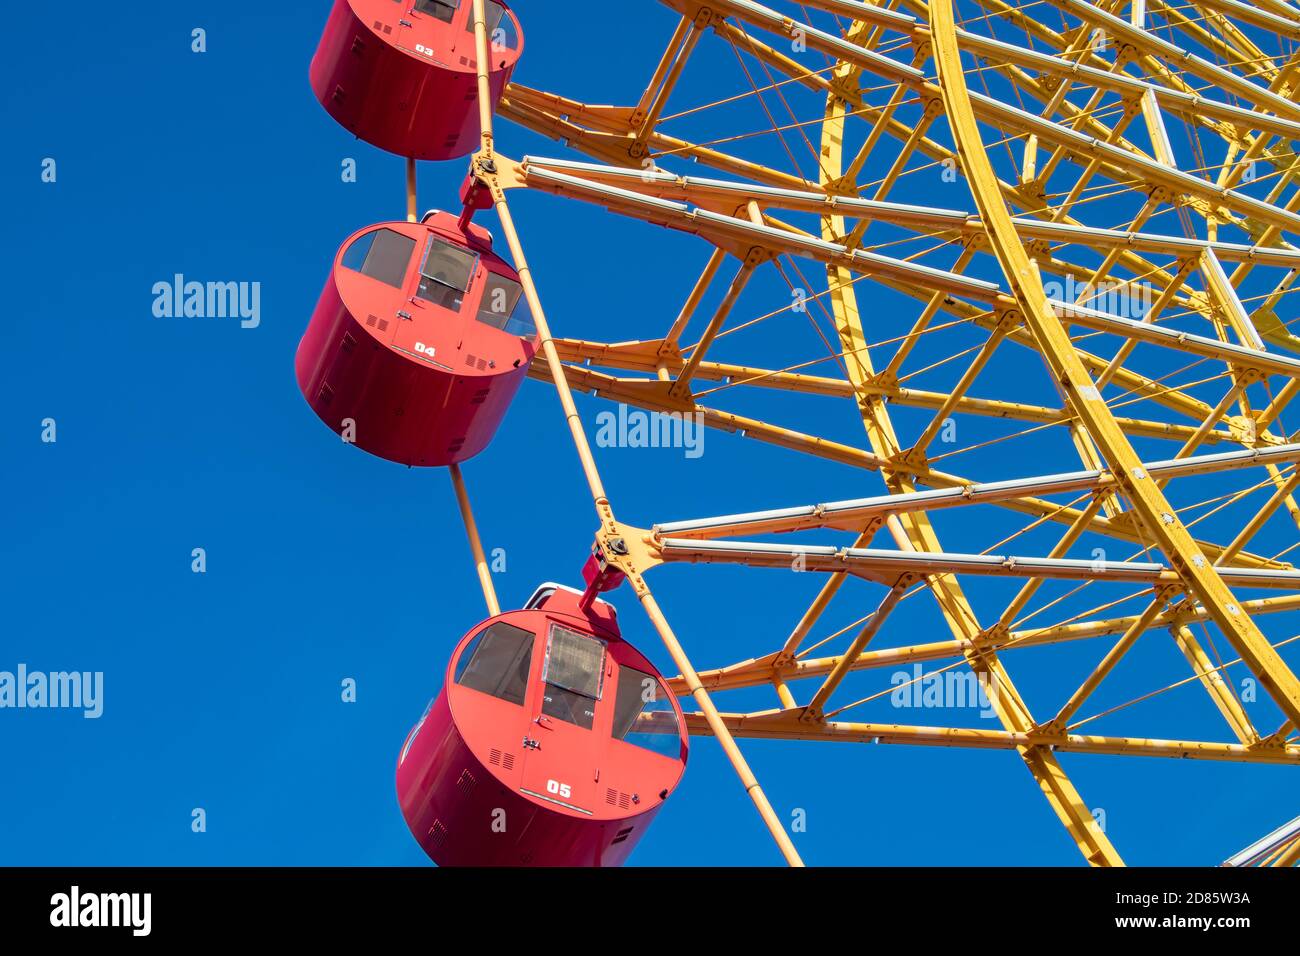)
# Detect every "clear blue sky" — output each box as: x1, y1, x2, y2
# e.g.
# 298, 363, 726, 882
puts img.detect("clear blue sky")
3, 1, 1298, 866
